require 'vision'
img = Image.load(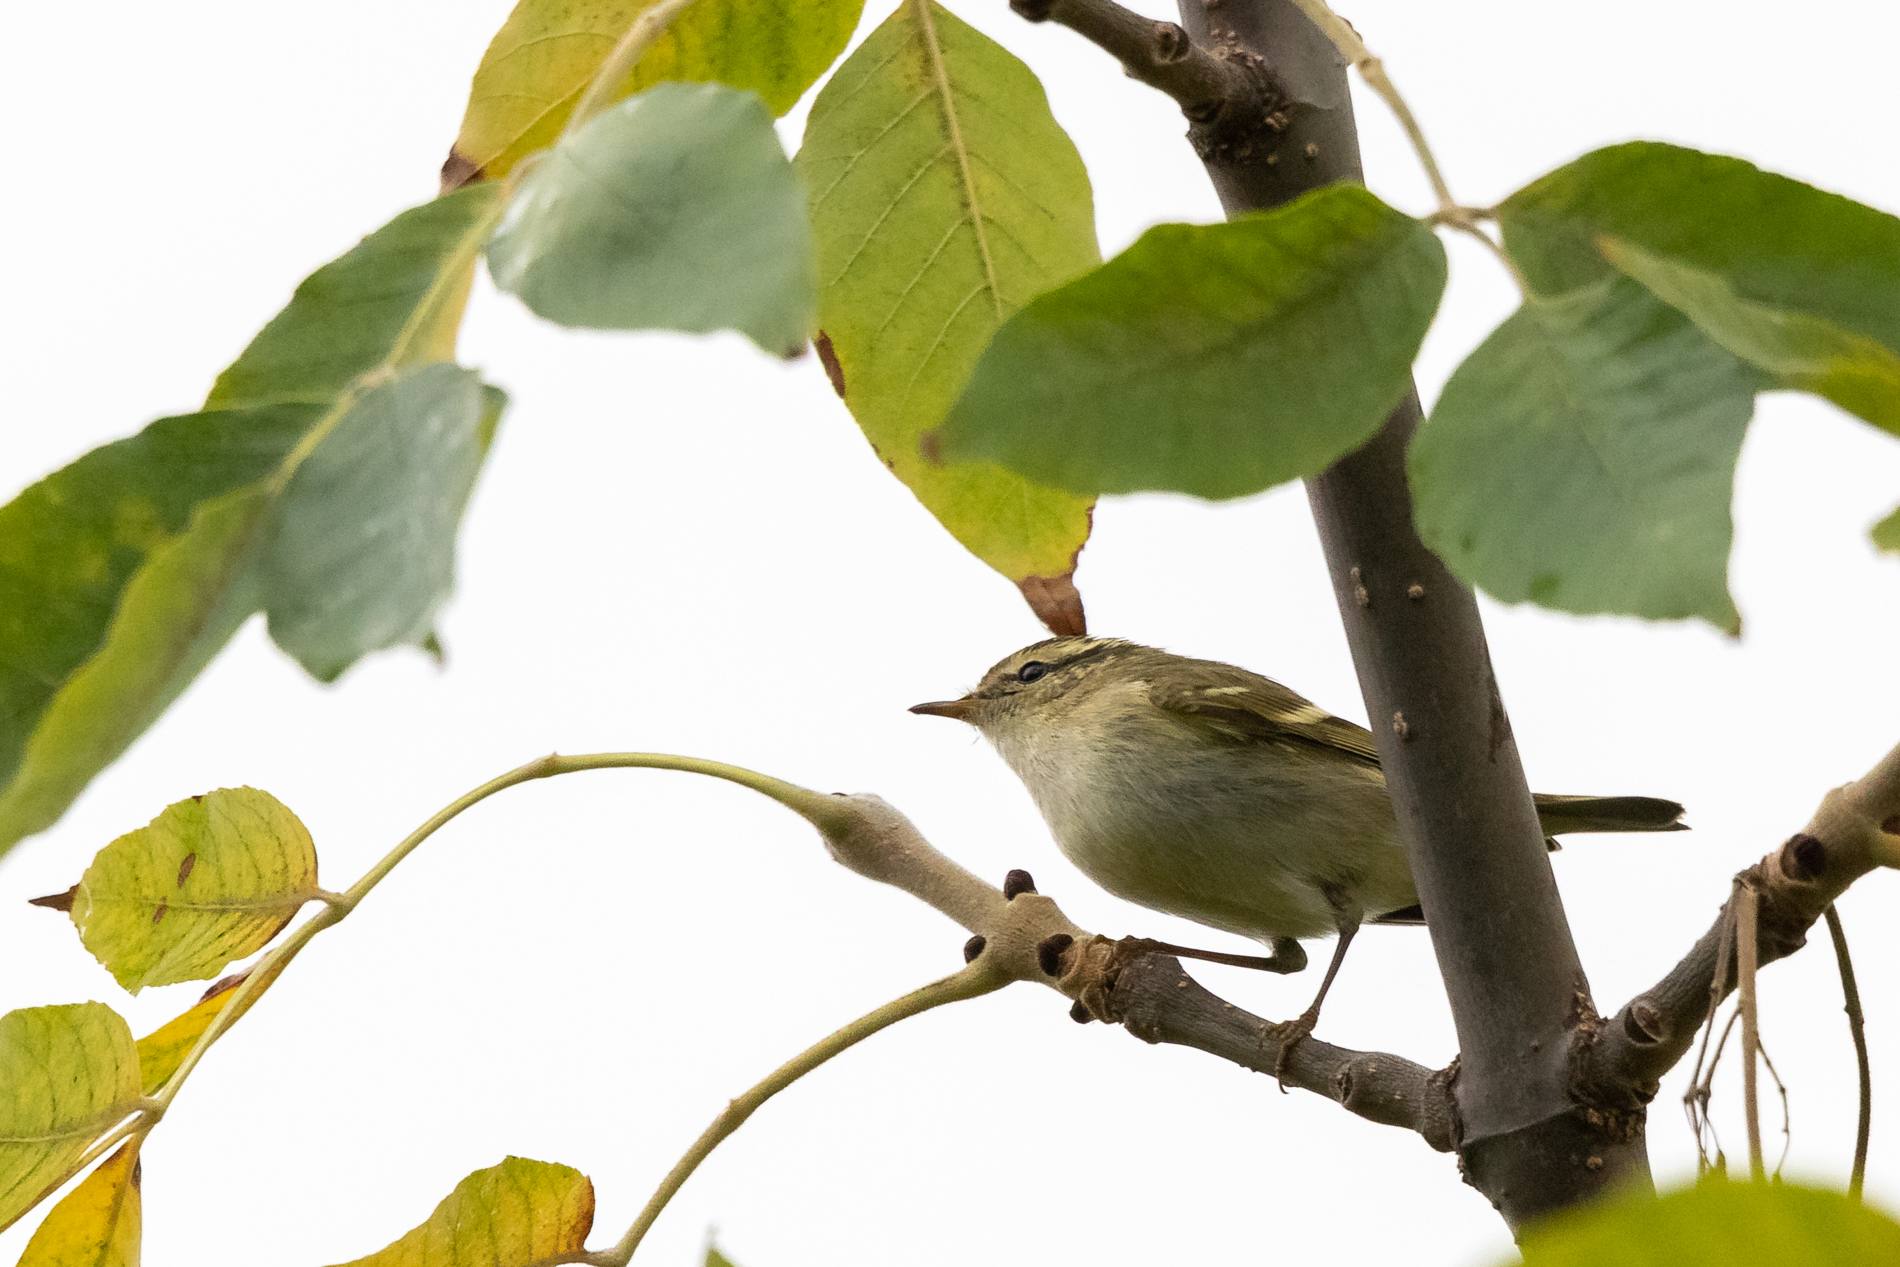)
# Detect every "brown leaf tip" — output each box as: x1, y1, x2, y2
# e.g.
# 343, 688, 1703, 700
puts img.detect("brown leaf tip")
177, 852, 197, 887
814, 331, 846, 398
440, 147, 483, 193
1018, 572, 1087, 637
28, 885, 77, 913
201, 969, 253, 1004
